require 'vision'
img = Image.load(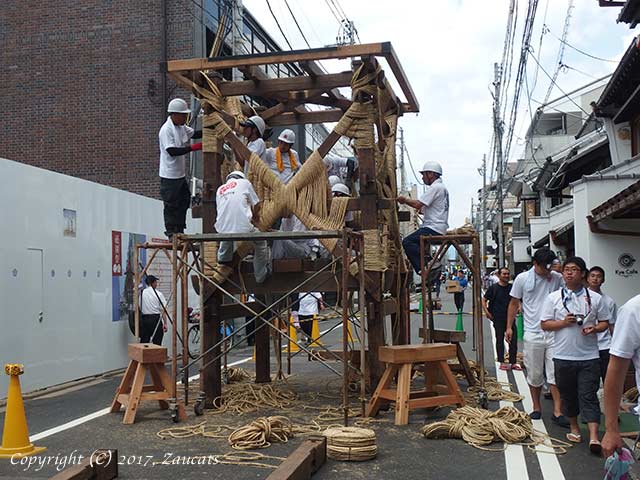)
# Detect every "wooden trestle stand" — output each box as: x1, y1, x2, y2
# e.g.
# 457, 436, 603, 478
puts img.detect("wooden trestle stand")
110, 343, 185, 424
